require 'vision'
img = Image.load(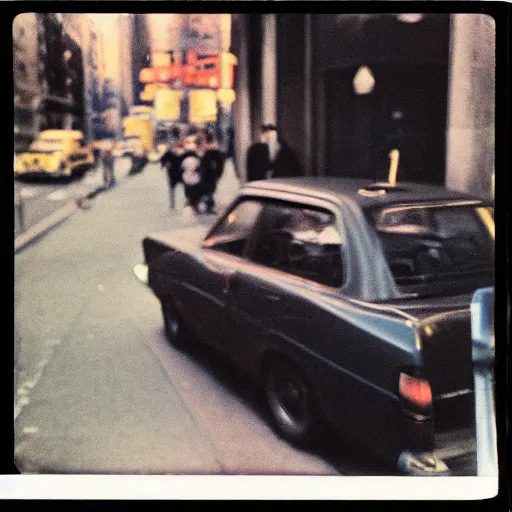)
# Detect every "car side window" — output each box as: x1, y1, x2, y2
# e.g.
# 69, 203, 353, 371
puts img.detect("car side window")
202, 199, 263, 257
249, 202, 344, 288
